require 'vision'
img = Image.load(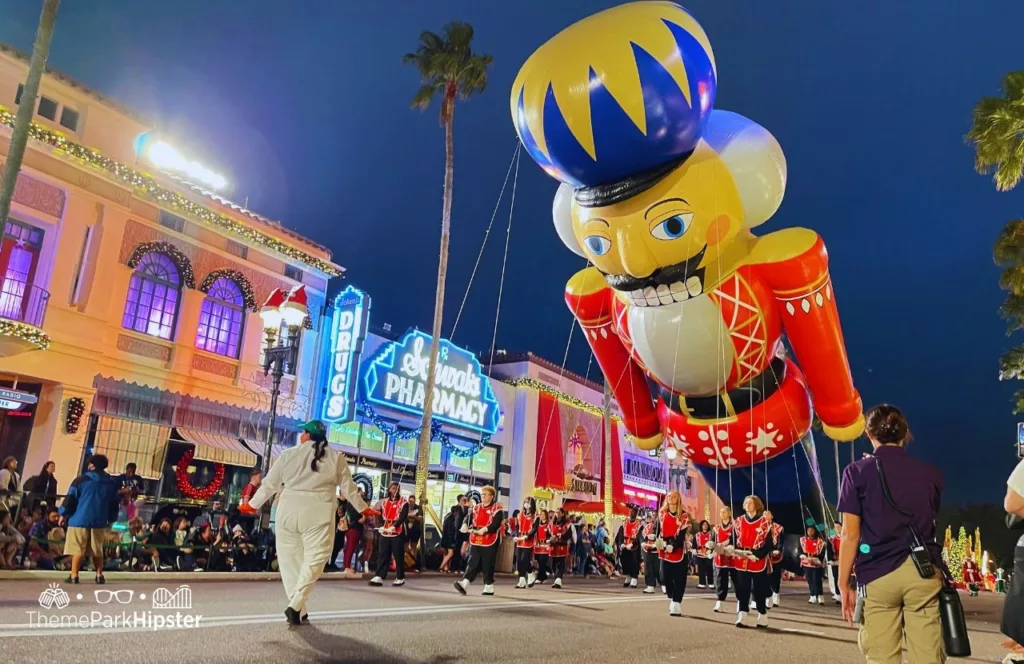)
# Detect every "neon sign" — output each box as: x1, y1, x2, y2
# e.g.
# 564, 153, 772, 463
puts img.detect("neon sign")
623, 453, 667, 492
362, 330, 500, 435
321, 286, 370, 423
